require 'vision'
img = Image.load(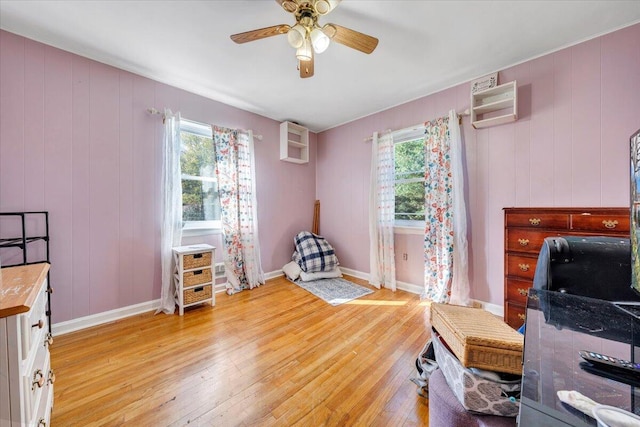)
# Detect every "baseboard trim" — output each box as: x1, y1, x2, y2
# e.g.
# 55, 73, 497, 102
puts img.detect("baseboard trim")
471, 301, 504, 317
339, 267, 504, 316
52, 299, 160, 336
52, 268, 504, 335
